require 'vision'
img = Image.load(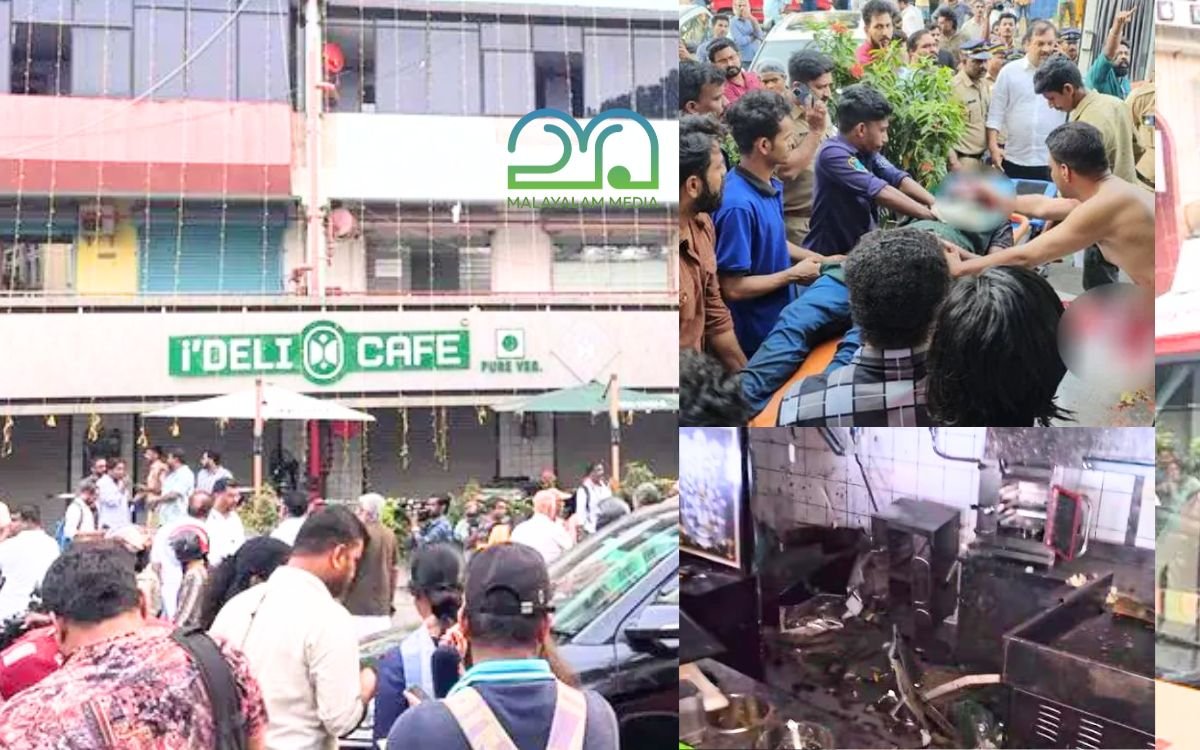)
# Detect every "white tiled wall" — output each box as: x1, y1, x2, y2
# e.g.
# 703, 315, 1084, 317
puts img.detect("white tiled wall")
749, 427, 1152, 551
